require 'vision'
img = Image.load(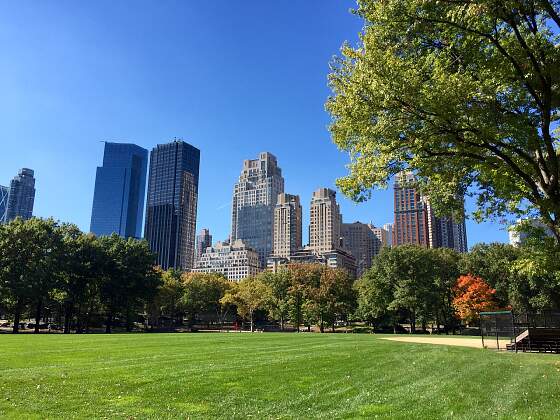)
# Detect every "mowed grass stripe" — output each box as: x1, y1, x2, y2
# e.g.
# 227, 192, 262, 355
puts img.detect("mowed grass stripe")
1, 333, 559, 419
